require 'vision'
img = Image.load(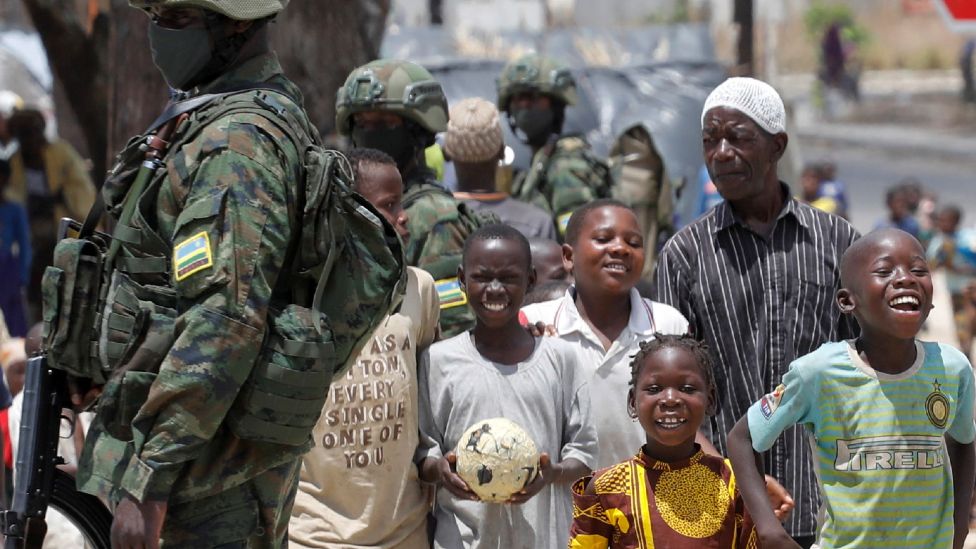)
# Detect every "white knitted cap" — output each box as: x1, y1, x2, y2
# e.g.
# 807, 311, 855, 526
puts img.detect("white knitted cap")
444, 97, 504, 163
701, 77, 786, 135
